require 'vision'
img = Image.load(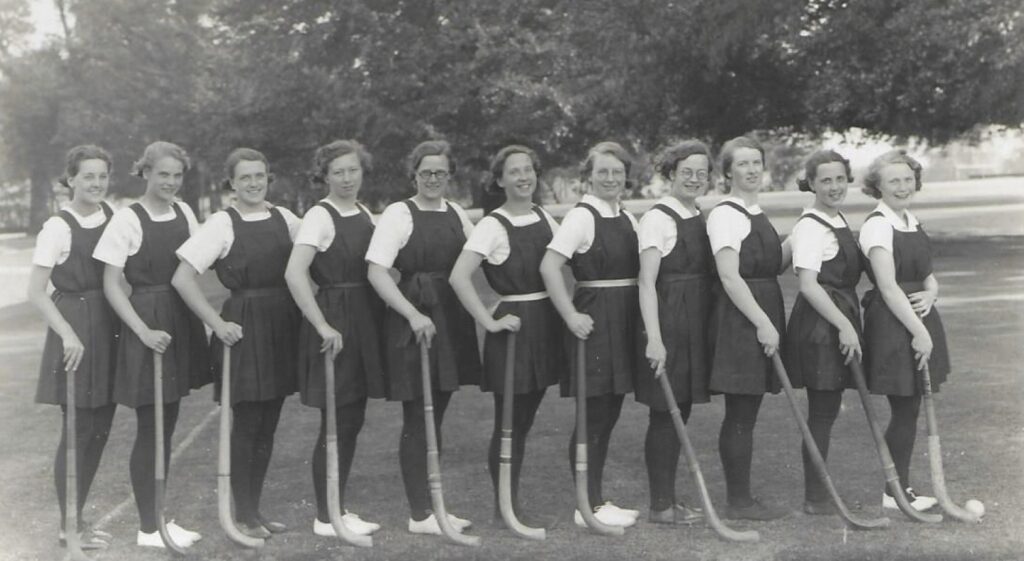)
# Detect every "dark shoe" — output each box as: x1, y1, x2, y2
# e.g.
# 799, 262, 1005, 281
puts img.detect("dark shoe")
725, 499, 789, 521
256, 513, 288, 533
803, 499, 838, 515
239, 522, 272, 539
649, 502, 704, 525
